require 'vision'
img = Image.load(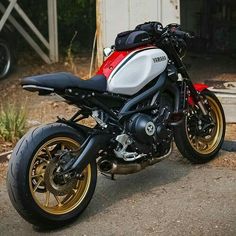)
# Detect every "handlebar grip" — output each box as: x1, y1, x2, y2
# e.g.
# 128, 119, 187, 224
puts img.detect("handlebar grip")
173, 29, 188, 38
172, 29, 194, 39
